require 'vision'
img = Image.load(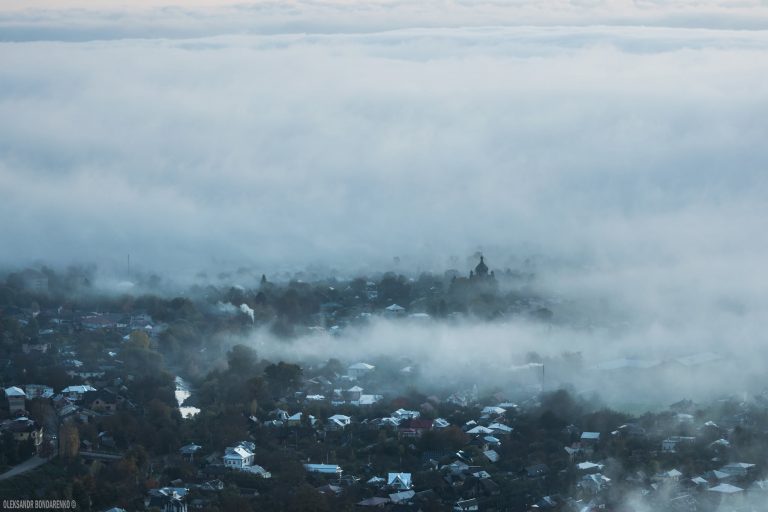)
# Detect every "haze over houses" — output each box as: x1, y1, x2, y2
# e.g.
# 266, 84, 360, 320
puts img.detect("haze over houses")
2, 262, 768, 511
